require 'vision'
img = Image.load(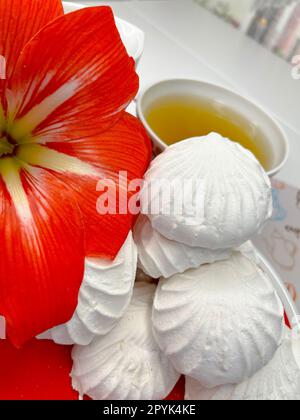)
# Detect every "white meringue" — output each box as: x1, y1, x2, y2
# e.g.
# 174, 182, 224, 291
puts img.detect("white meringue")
152, 253, 284, 388
134, 215, 233, 278
71, 283, 180, 400
185, 330, 300, 400
141, 134, 272, 249
39, 232, 137, 345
